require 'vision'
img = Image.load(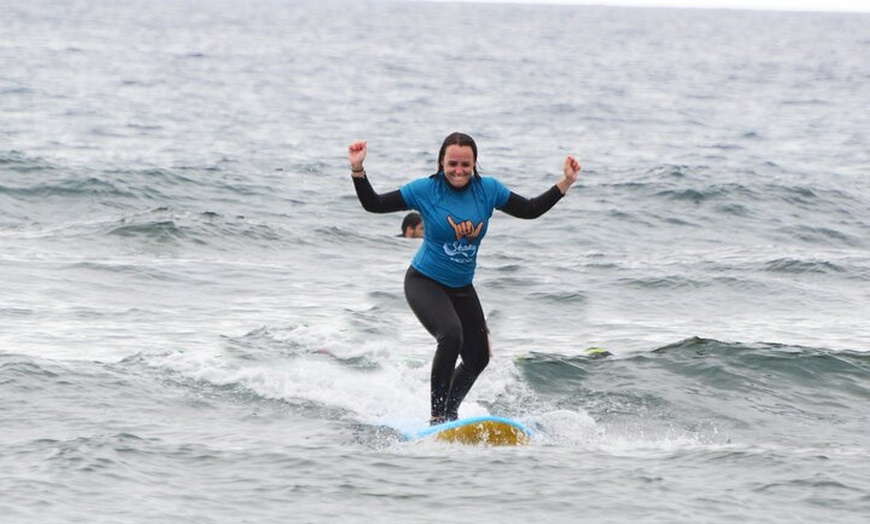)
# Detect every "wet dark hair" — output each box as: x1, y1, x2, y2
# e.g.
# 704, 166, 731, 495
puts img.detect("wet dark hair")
401, 211, 422, 234
436, 132, 480, 177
